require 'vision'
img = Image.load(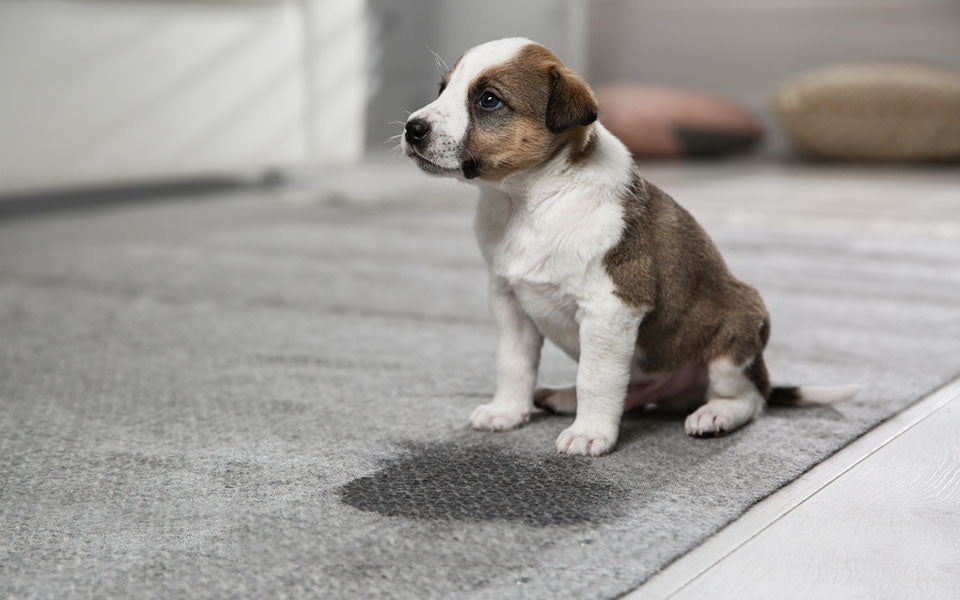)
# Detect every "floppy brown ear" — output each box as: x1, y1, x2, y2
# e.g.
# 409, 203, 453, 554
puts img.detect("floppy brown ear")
545, 65, 599, 133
